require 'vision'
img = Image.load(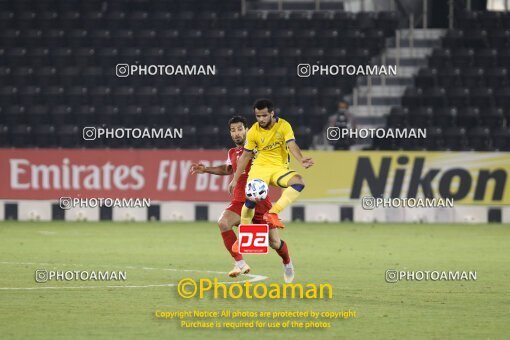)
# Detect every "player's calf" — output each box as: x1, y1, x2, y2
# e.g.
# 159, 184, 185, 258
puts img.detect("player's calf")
269, 230, 291, 265
218, 212, 244, 262
268, 230, 282, 249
